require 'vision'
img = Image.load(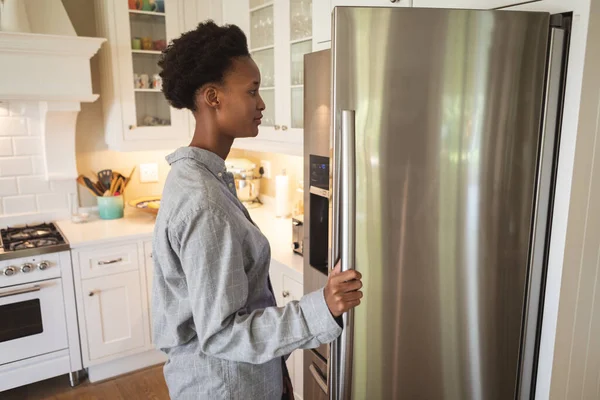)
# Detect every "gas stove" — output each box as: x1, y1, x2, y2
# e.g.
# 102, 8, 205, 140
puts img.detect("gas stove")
0, 222, 70, 261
